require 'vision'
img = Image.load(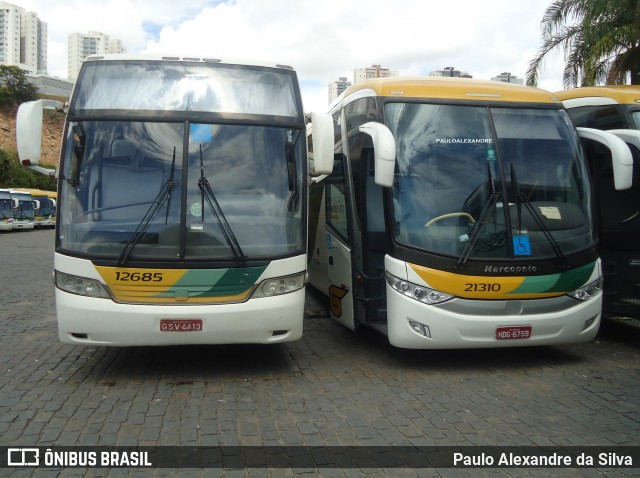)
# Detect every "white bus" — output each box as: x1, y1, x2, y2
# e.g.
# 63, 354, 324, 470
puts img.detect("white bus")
14, 188, 57, 227
308, 77, 633, 349
16, 54, 332, 346
555, 86, 640, 320
8, 190, 36, 230
0, 188, 14, 231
